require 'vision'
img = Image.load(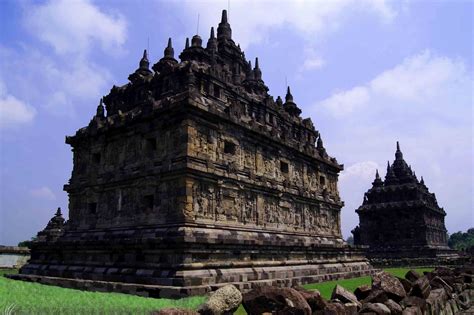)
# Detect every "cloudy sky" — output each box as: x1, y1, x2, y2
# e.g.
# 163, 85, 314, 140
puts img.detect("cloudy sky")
0, 0, 472, 245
